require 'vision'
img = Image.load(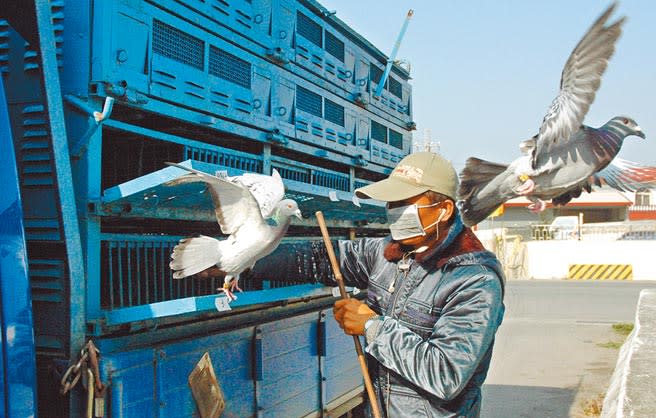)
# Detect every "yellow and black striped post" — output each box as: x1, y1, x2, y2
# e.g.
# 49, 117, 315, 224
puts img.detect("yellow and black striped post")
567, 264, 633, 280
